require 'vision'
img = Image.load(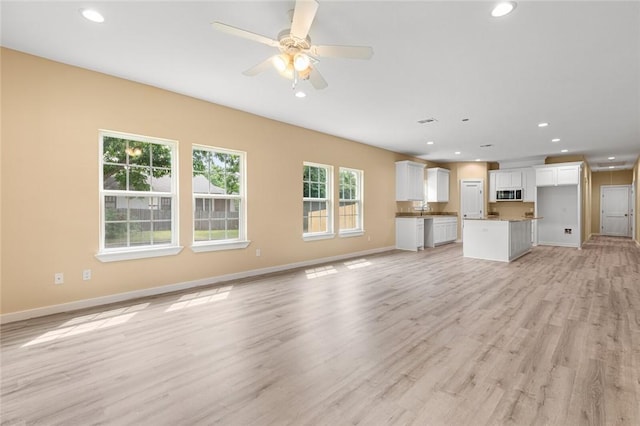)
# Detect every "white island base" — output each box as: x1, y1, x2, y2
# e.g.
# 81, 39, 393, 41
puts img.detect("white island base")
463, 219, 532, 262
